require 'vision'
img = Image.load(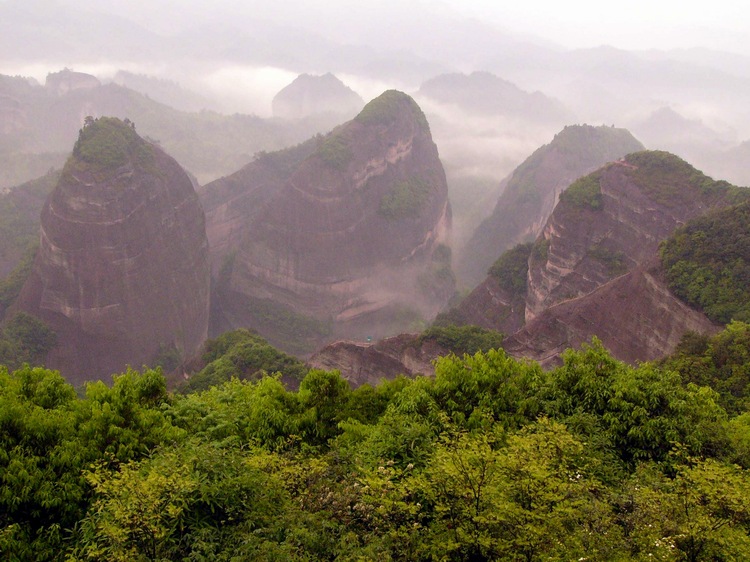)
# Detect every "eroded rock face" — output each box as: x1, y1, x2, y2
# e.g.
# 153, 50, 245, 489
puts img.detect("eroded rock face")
525, 152, 742, 322
18, 117, 210, 384
498, 151, 744, 365
202, 91, 453, 352
308, 333, 447, 387
504, 258, 721, 368
459, 125, 644, 286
